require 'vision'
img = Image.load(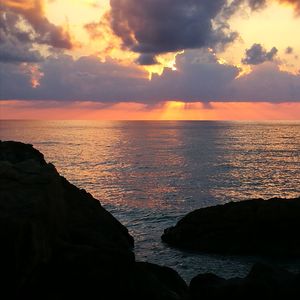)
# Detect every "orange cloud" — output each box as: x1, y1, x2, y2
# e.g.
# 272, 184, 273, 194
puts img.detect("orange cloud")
20, 63, 44, 88
1, 100, 299, 120
2, 0, 73, 49
4, 0, 36, 10
84, 11, 138, 65
278, 0, 300, 13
